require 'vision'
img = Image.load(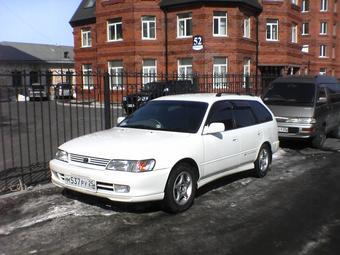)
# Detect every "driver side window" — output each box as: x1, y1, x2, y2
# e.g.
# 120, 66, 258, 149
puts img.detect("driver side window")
207, 101, 234, 131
